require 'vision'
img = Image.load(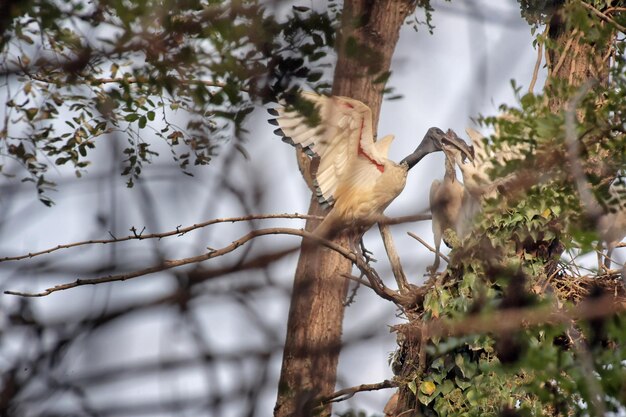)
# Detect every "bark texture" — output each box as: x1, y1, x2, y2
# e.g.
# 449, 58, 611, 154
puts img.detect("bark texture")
546, 4, 612, 112
274, 2, 417, 417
